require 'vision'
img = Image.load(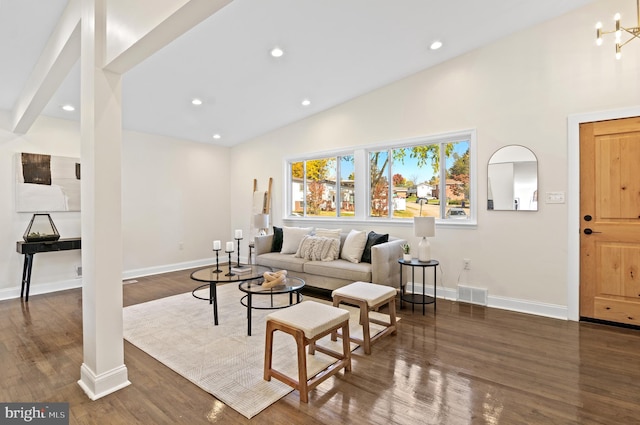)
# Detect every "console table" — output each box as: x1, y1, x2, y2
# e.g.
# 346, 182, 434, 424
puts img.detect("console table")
16, 238, 82, 302
398, 258, 439, 315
